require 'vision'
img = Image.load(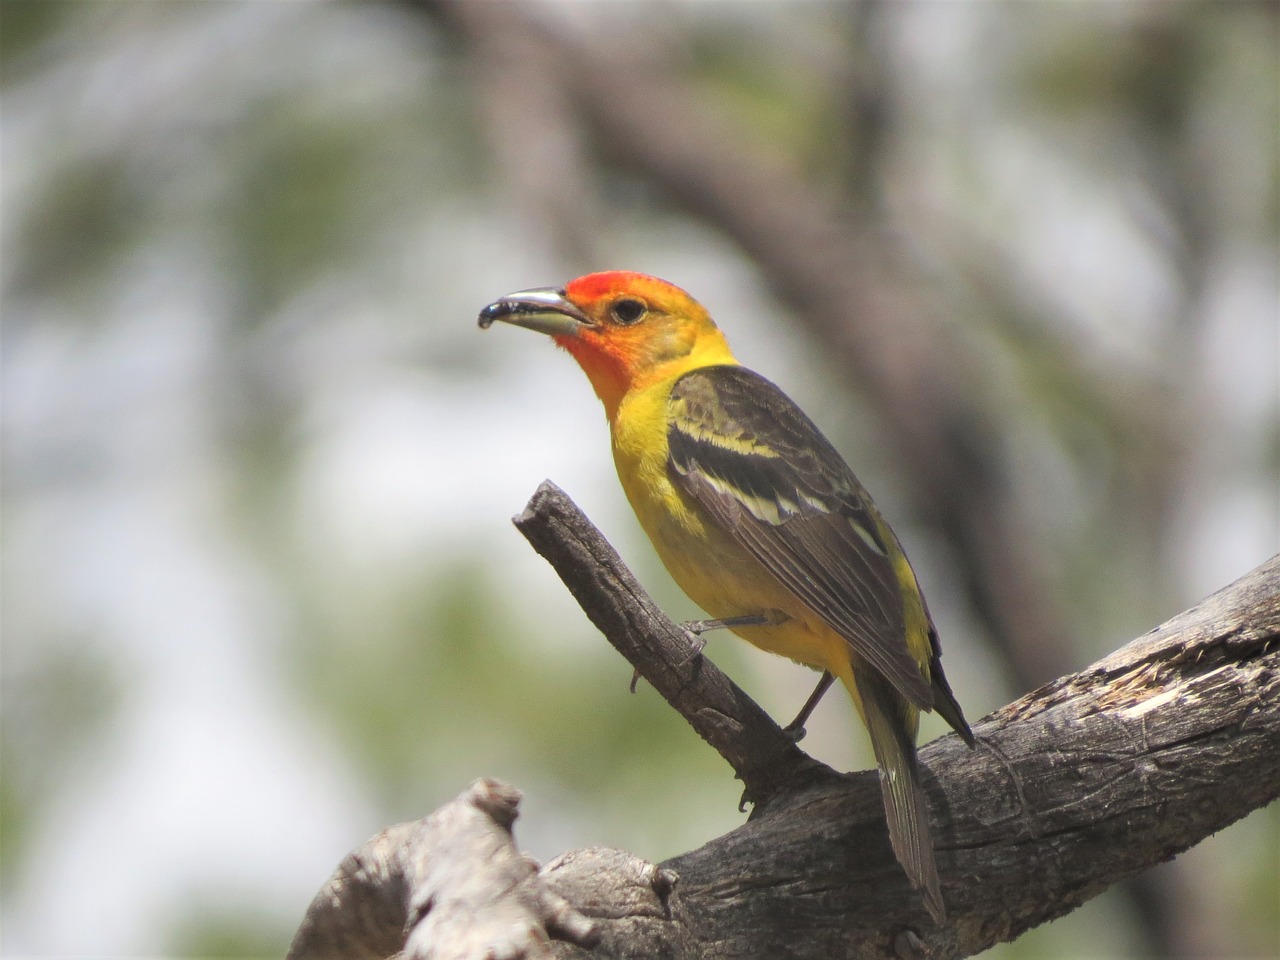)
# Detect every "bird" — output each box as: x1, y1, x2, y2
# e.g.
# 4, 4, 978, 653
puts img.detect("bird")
479, 270, 974, 922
